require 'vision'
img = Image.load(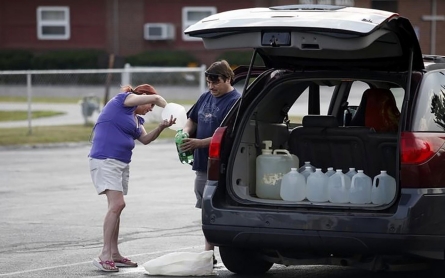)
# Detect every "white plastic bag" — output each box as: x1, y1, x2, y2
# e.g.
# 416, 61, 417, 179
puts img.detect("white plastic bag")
143, 250, 214, 276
